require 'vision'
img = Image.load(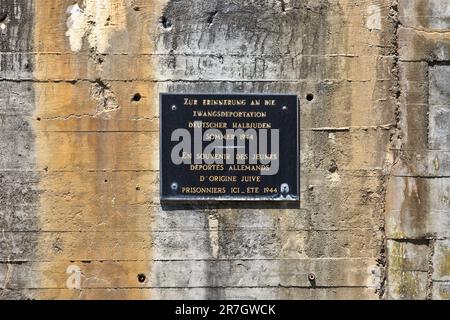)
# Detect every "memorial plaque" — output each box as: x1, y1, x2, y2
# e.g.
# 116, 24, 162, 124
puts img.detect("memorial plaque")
160, 93, 299, 201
